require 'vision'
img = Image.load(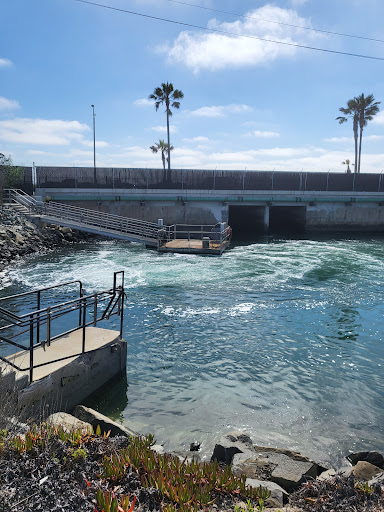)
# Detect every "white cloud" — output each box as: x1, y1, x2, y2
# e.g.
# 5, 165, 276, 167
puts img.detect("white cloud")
324, 136, 351, 143
159, 5, 321, 72
249, 130, 280, 138
134, 98, 153, 107
81, 139, 110, 148
325, 135, 384, 143
0, 118, 90, 145
152, 125, 177, 133
190, 104, 251, 118
373, 111, 384, 125
0, 58, 12, 68
0, 96, 20, 111
182, 136, 211, 143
